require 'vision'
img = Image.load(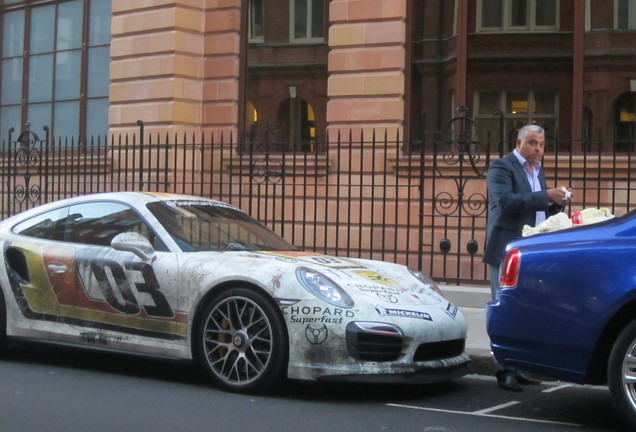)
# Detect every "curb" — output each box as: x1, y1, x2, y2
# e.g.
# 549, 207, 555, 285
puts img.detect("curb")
467, 349, 494, 376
